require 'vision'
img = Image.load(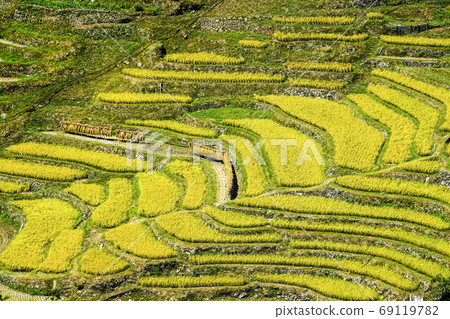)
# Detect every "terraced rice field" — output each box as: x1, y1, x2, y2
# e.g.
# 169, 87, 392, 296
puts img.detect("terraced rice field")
0, 0, 448, 302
